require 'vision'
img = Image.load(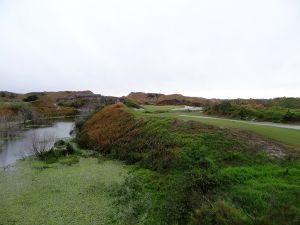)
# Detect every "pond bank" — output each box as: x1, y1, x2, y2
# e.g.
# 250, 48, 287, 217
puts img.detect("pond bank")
0, 121, 74, 167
